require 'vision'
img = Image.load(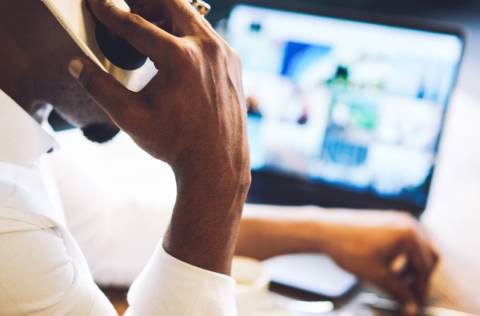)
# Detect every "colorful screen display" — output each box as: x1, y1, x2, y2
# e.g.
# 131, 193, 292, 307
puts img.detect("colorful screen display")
228, 5, 463, 207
